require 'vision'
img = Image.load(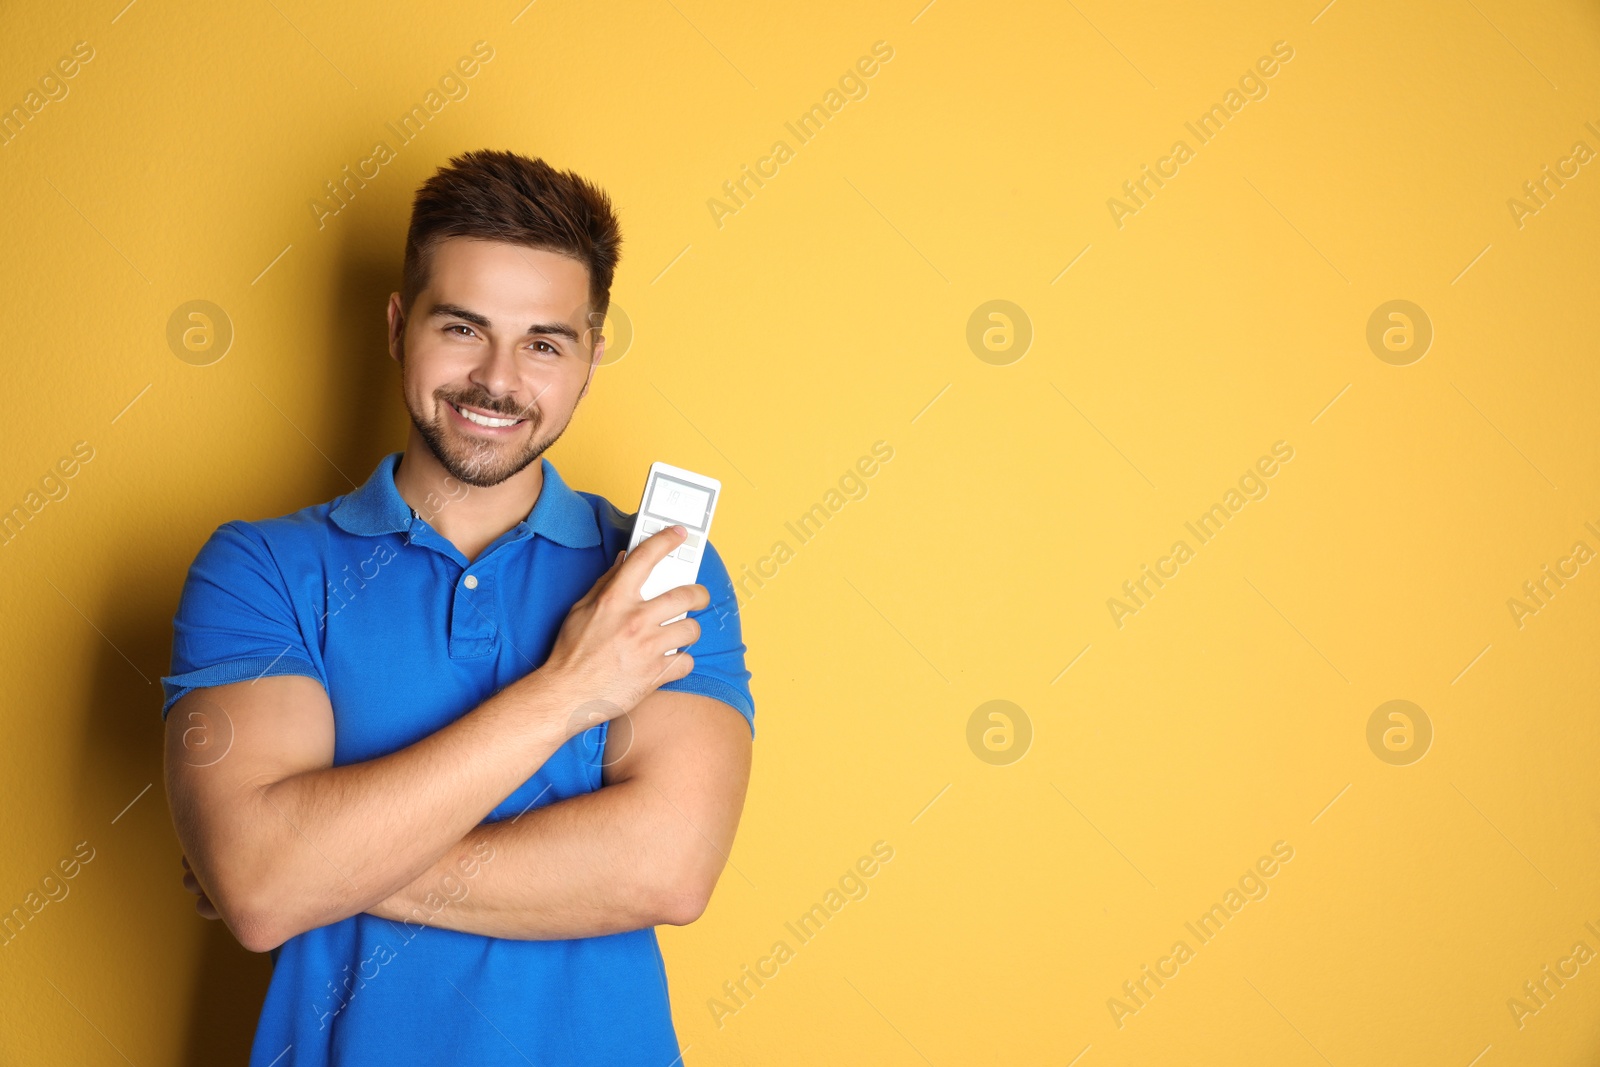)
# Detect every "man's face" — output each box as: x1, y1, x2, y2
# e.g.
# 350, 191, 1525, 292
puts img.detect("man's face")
388, 237, 604, 487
